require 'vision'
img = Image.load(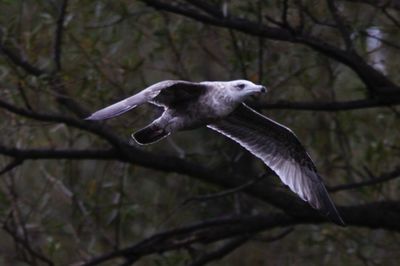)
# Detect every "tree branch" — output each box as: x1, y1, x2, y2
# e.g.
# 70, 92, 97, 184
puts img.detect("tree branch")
250, 98, 400, 111
329, 166, 400, 192
3, 216, 54, 266
327, 0, 354, 51
53, 0, 69, 72
187, 235, 250, 266
0, 158, 24, 175
81, 213, 296, 266
0, 145, 122, 161
342, 0, 400, 10
182, 174, 267, 204
82, 201, 400, 265
0, 42, 45, 76
140, 0, 400, 94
